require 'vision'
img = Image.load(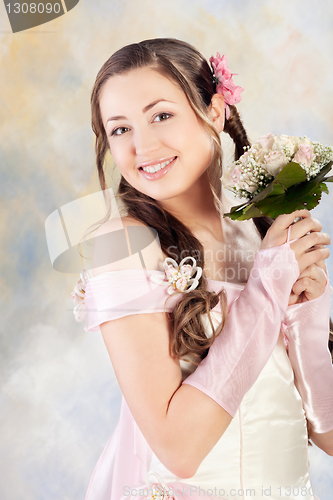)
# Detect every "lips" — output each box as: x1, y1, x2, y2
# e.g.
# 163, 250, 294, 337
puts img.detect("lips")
138, 156, 177, 180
